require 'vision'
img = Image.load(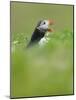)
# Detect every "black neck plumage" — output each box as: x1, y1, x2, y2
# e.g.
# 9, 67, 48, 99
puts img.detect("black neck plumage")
27, 28, 46, 48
